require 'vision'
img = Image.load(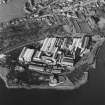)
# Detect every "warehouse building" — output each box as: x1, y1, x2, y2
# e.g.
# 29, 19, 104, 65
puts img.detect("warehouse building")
19, 47, 34, 63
